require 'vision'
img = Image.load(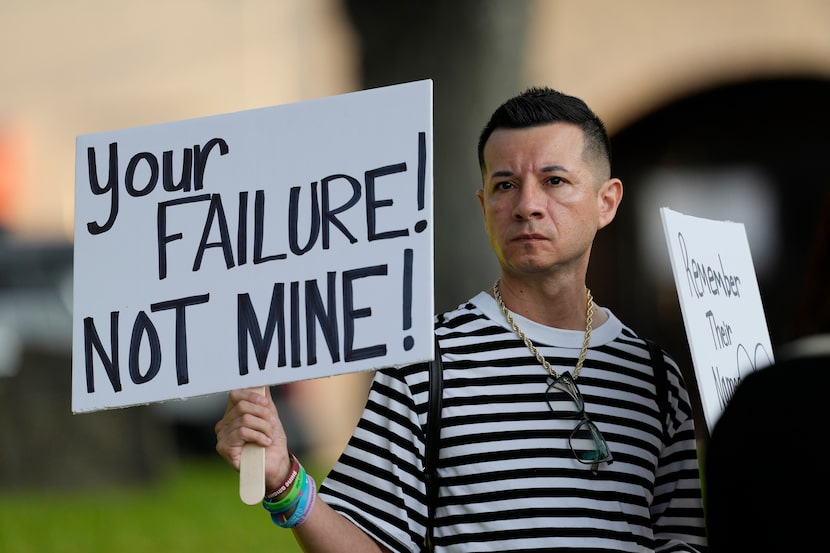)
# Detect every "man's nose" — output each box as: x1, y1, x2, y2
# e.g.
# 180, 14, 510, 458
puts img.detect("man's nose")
513, 183, 544, 220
